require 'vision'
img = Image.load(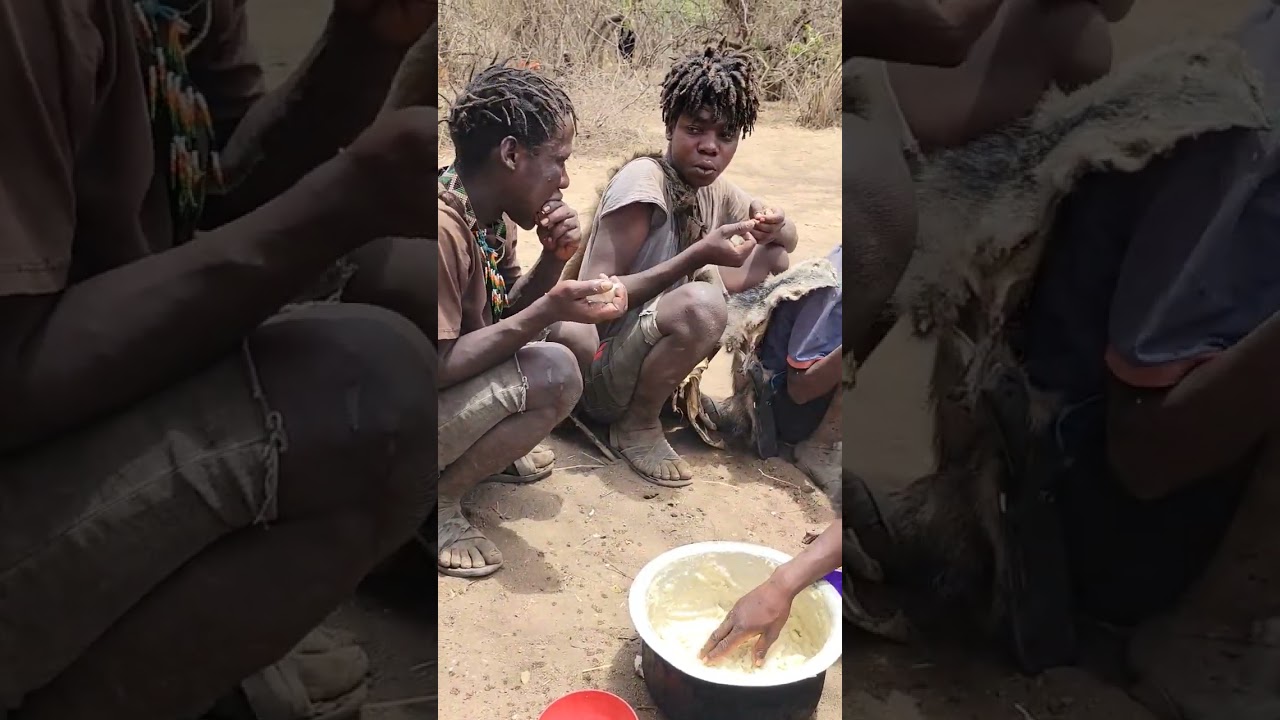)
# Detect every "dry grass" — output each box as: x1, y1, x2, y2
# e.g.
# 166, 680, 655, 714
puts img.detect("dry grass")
437, 0, 839, 156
